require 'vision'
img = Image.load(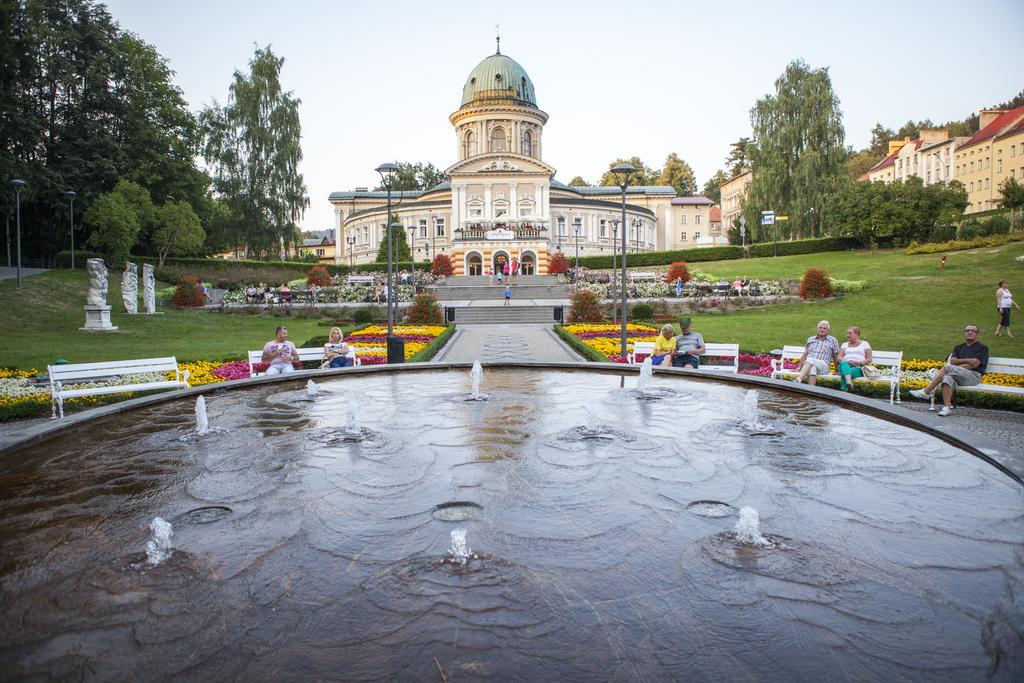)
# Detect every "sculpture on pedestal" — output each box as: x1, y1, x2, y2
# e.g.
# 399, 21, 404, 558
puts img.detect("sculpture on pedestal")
81, 257, 118, 331
143, 263, 156, 314
122, 262, 138, 314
